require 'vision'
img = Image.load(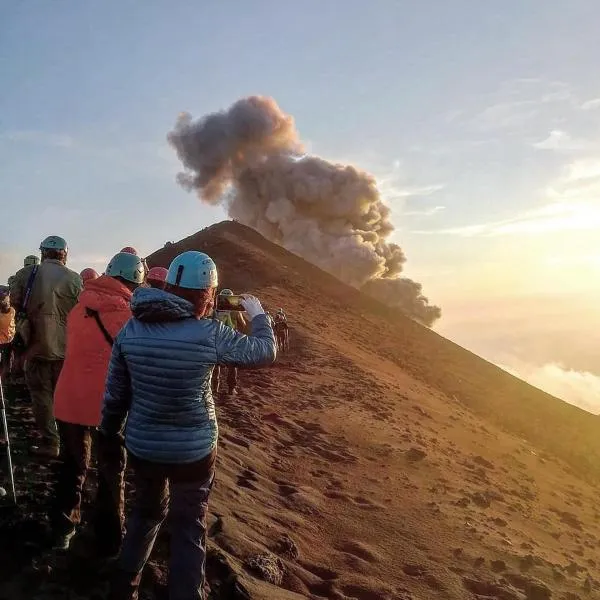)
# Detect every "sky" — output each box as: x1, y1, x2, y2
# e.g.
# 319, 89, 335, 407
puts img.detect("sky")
1, 1, 599, 410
